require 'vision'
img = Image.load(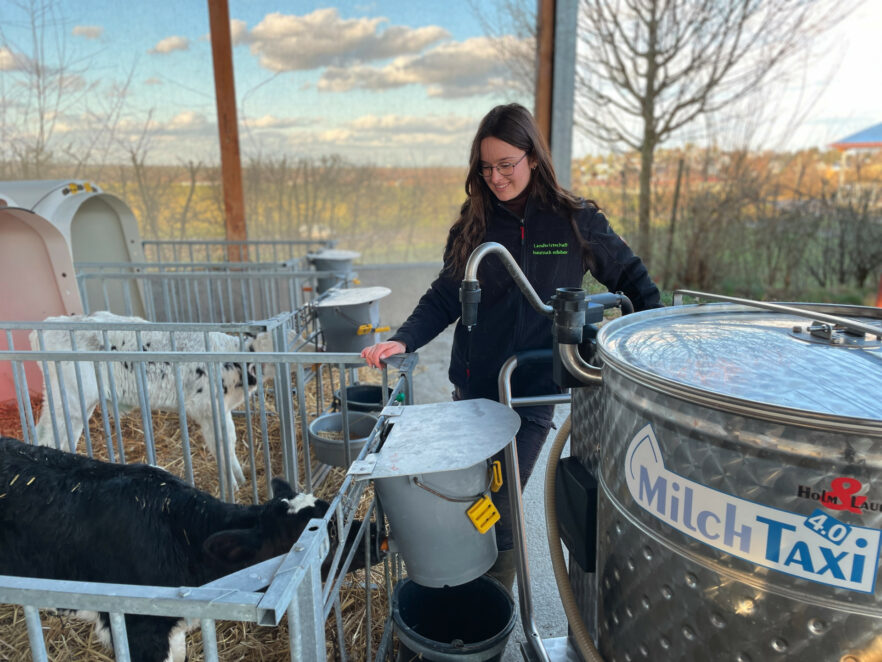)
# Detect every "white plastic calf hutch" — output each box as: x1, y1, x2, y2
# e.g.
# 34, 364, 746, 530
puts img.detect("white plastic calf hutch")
0, 179, 146, 317
0, 206, 82, 406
